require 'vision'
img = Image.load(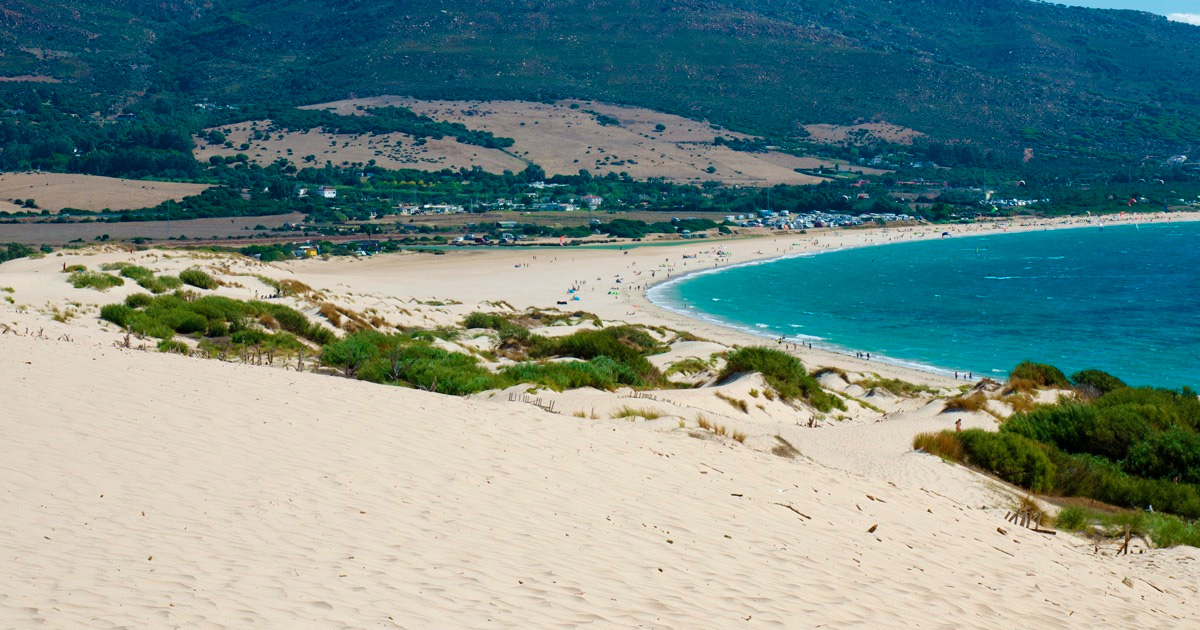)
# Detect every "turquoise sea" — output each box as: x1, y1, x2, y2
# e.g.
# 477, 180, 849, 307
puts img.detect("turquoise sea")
650, 222, 1200, 388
